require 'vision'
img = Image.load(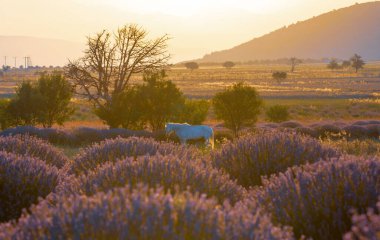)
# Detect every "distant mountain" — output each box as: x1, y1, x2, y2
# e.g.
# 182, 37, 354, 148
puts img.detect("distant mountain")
0, 36, 84, 67
200, 1, 380, 62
